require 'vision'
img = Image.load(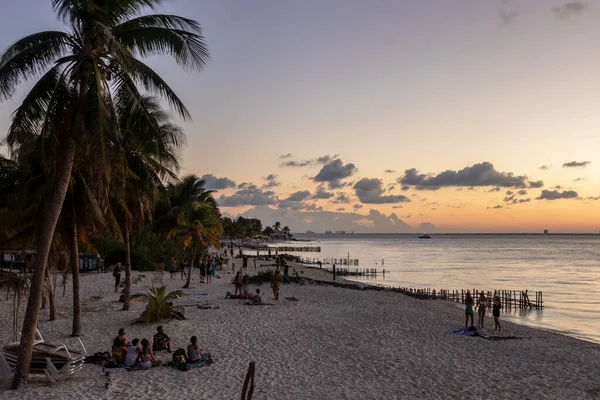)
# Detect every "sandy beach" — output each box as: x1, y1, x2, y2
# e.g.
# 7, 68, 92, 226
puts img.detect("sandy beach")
1, 261, 600, 400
